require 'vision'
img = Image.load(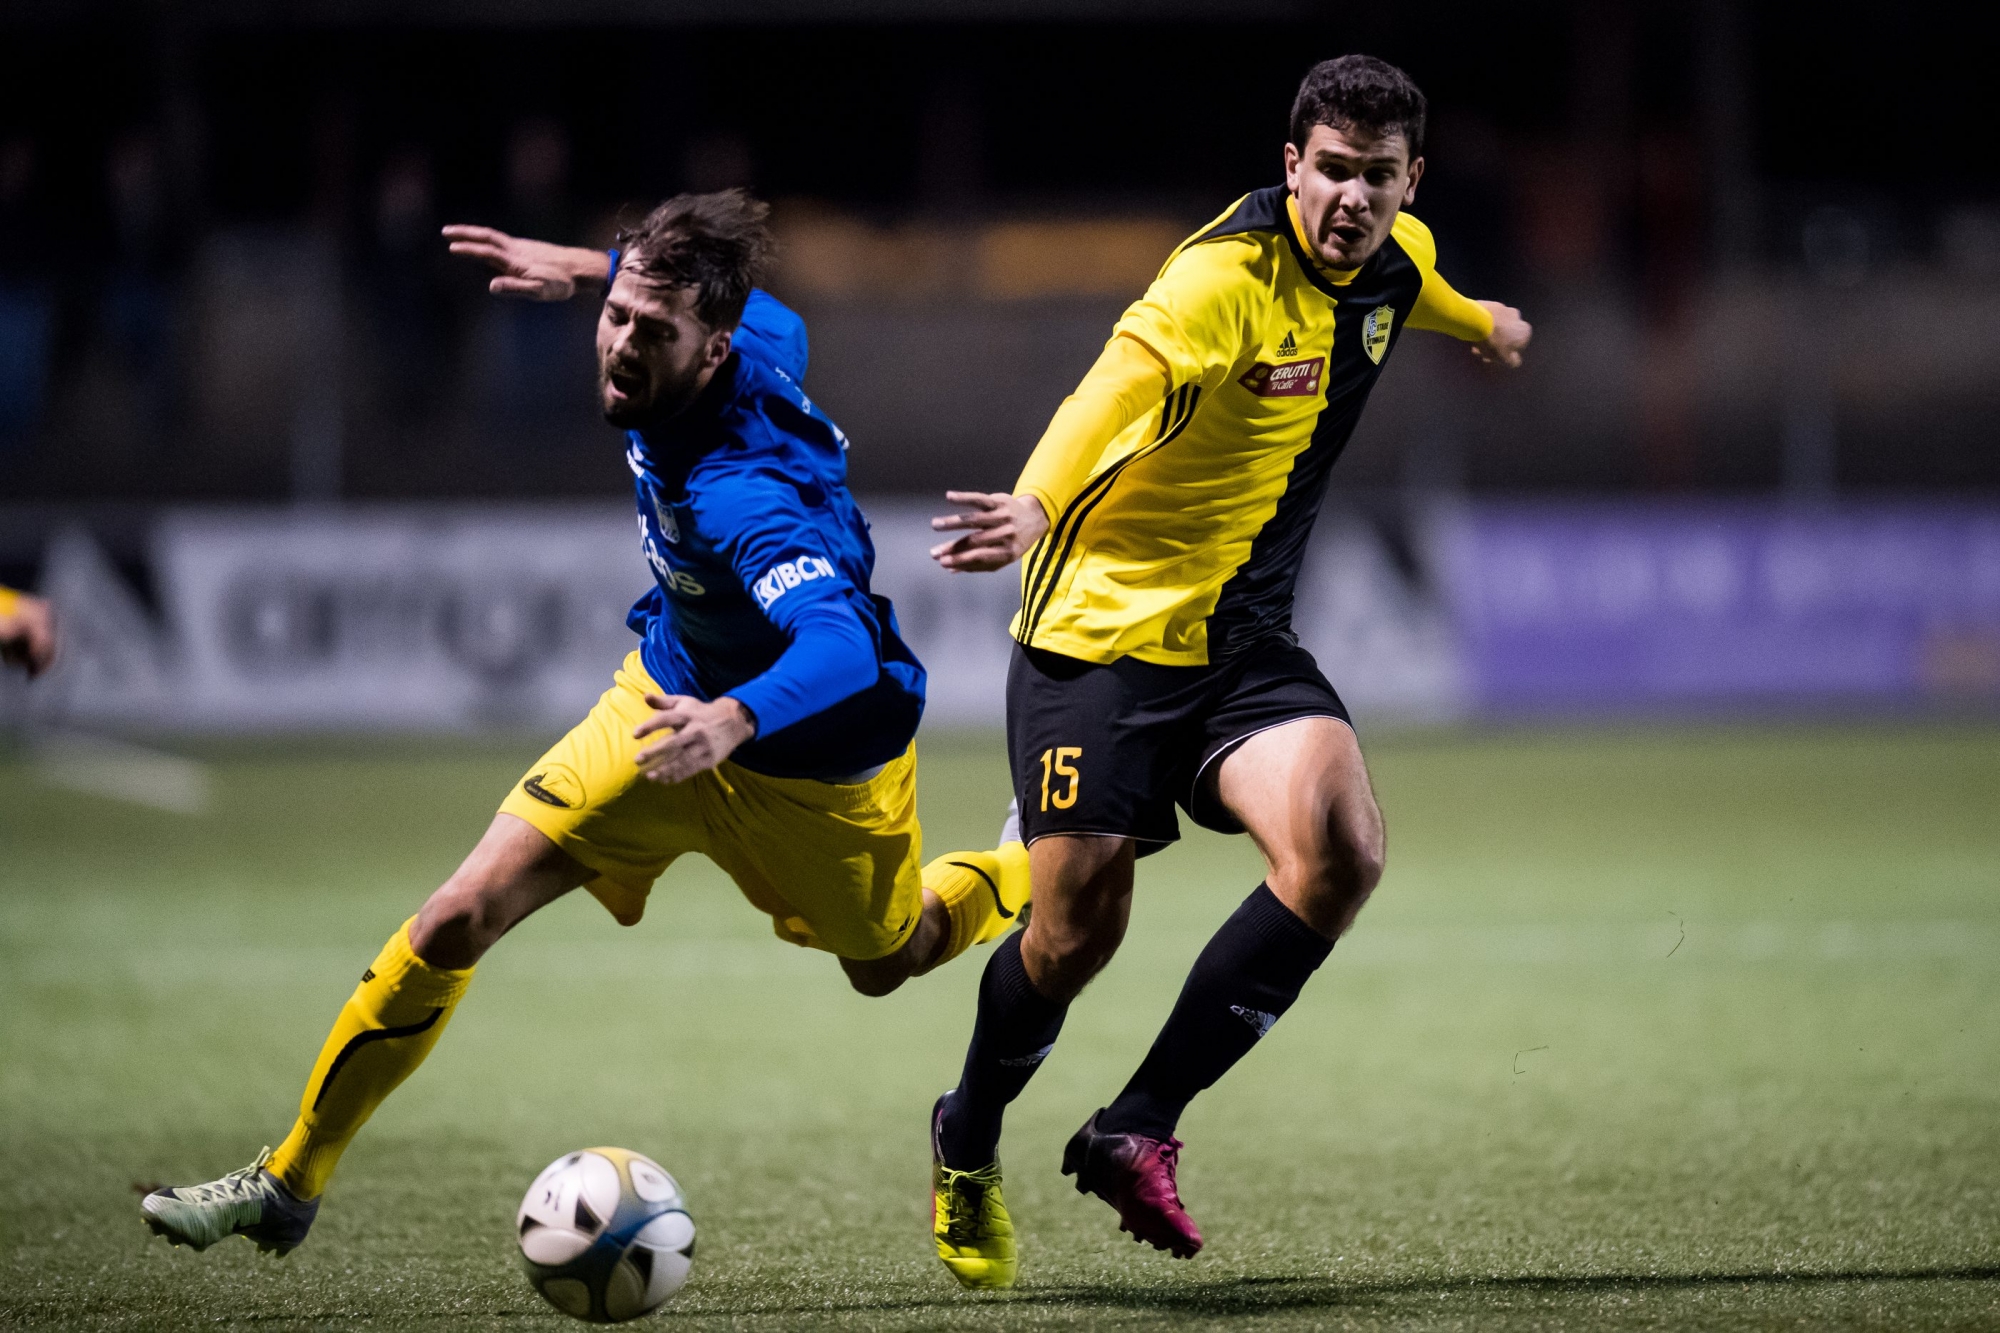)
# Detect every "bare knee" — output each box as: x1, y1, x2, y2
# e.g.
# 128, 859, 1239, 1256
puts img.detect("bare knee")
404, 815, 589, 970
410, 875, 514, 969
1269, 811, 1386, 937
1020, 917, 1122, 1003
